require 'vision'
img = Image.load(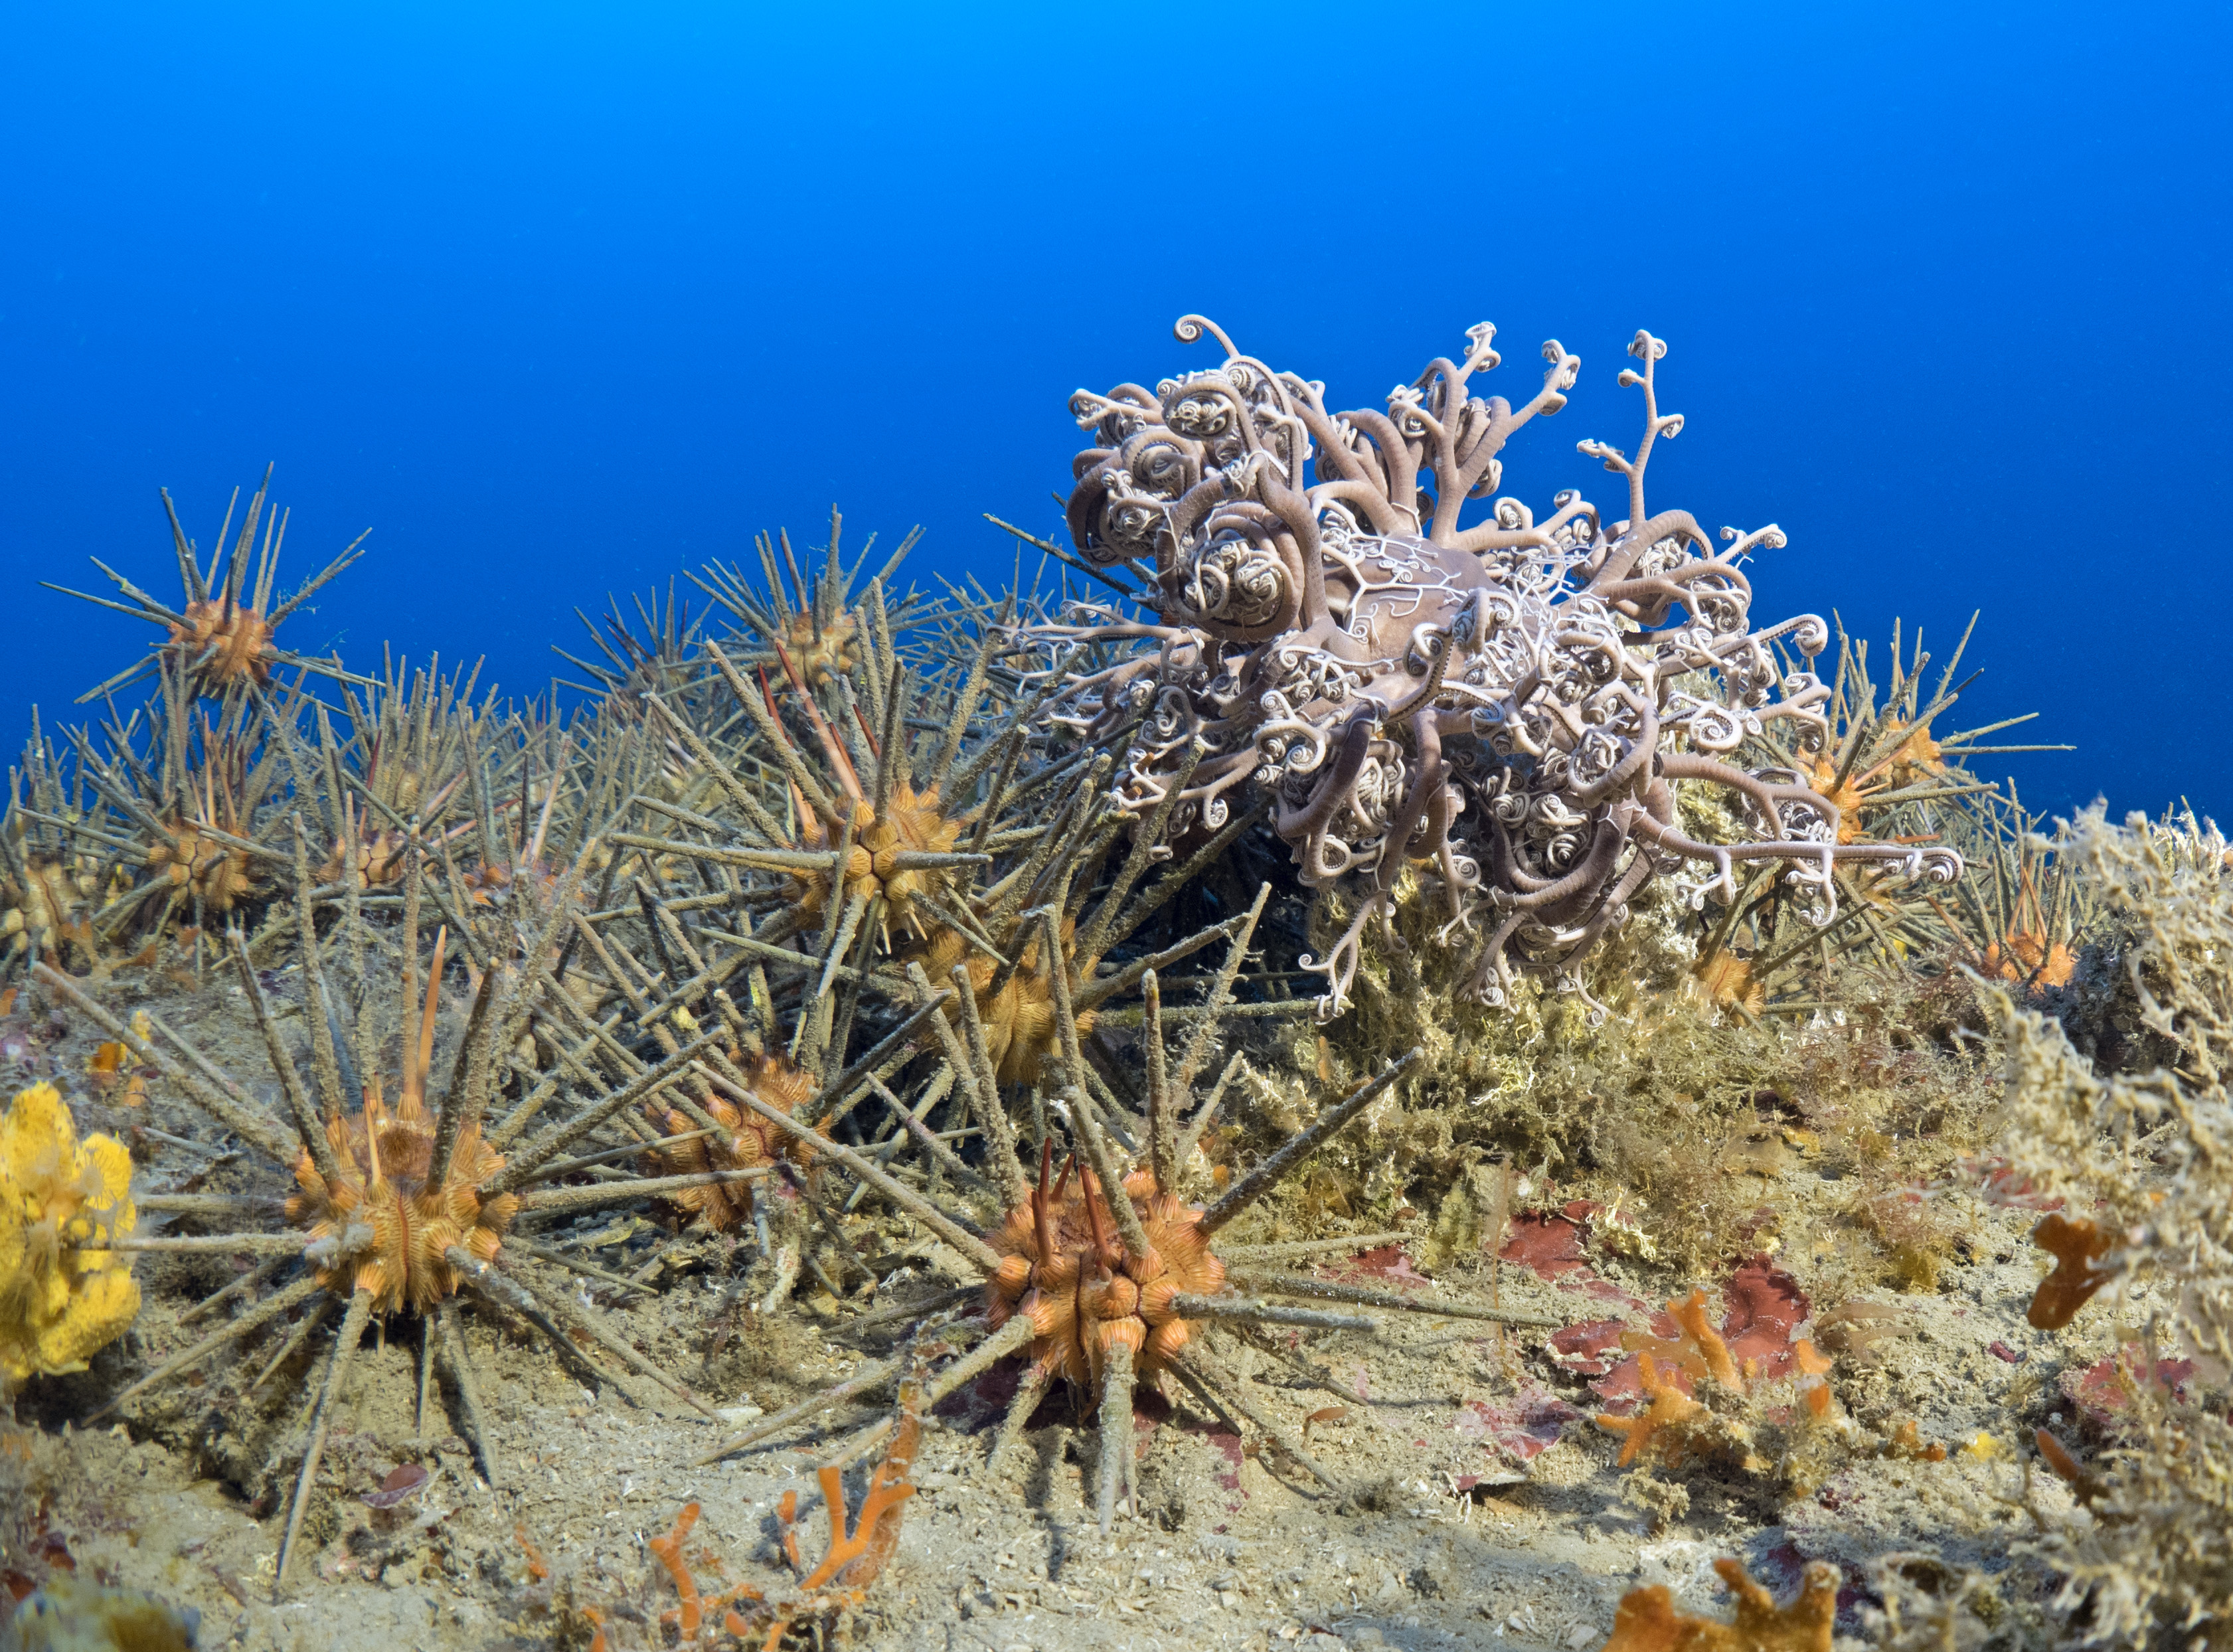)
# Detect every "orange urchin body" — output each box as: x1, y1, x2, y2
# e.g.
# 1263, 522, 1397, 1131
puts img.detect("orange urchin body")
1979, 932, 2076, 989
918, 916, 1092, 1090
165, 598, 277, 691
647, 1051, 819, 1231
984, 1161, 1223, 1391
793, 782, 963, 932
318, 827, 410, 892
781, 609, 862, 691
285, 932, 517, 1313
3, 853, 106, 967
286, 1080, 517, 1314
1801, 721, 1948, 848
144, 813, 258, 916
1689, 948, 1765, 1017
